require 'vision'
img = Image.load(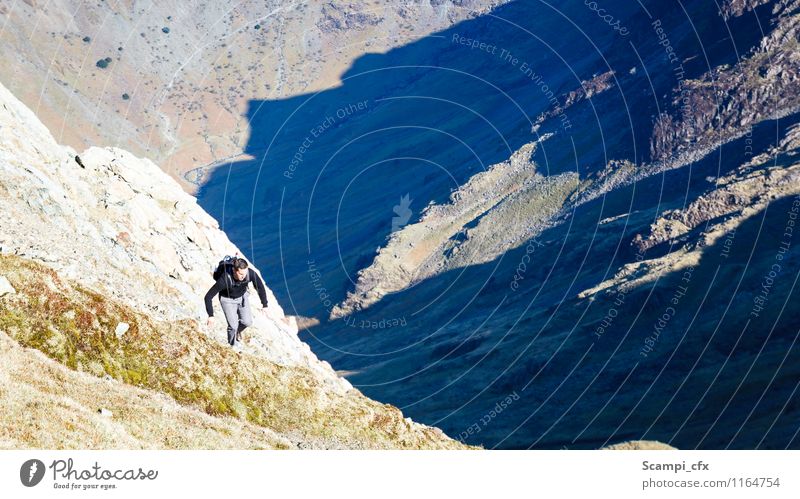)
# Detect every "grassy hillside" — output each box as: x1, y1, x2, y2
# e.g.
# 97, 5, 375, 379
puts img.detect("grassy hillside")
0, 254, 468, 449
